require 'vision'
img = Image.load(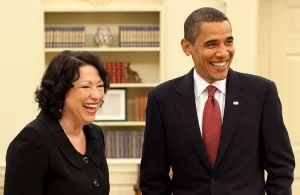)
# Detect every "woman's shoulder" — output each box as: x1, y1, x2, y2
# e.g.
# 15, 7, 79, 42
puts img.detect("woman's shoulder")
86, 123, 105, 146
88, 123, 103, 136
12, 118, 48, 144
6, 117, 49, 163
